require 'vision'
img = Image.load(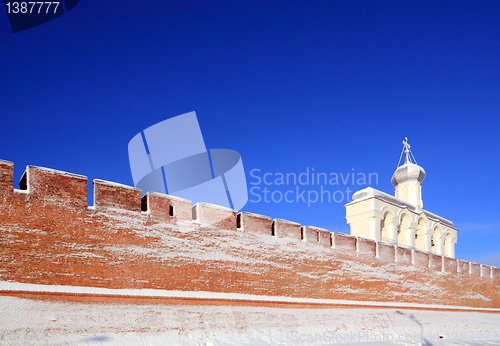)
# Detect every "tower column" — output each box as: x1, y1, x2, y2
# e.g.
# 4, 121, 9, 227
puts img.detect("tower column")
433, 235, 444, 256
368, 216, 381, 241
405, 223, 417, 248
388, 222, 398, 244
